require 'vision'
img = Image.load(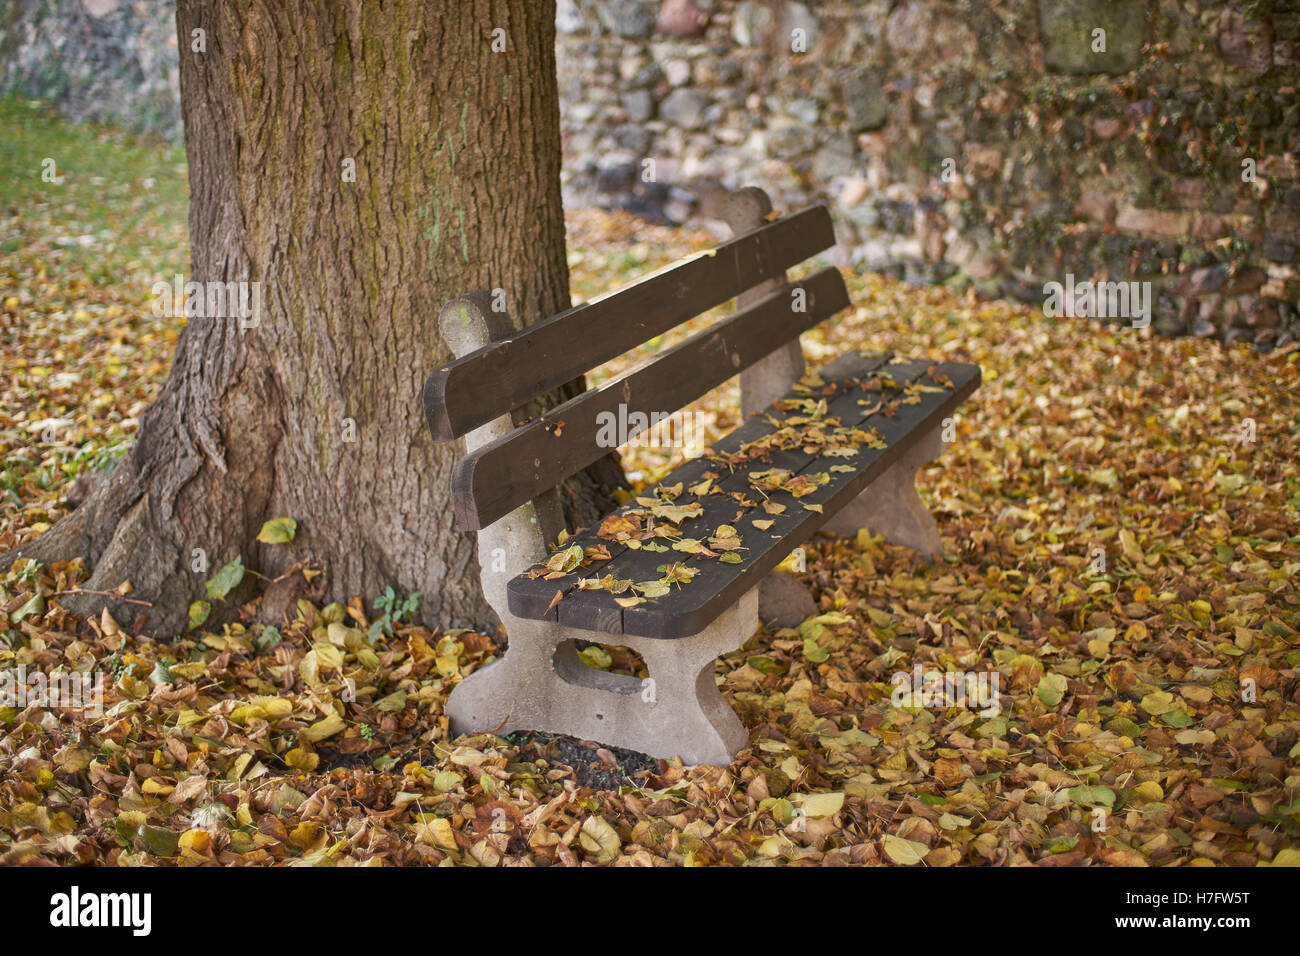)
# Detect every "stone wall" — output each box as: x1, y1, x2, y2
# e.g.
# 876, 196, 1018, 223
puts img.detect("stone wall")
4, 0, 1297, 346
0, 0, 179, 139
557, 0, 1300, 347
